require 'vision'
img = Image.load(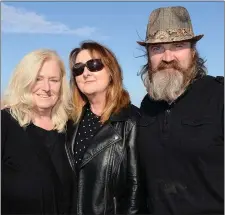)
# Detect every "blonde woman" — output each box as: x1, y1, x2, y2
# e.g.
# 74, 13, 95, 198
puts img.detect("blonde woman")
1, 49, 75, 214
66, 41, 146, 215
